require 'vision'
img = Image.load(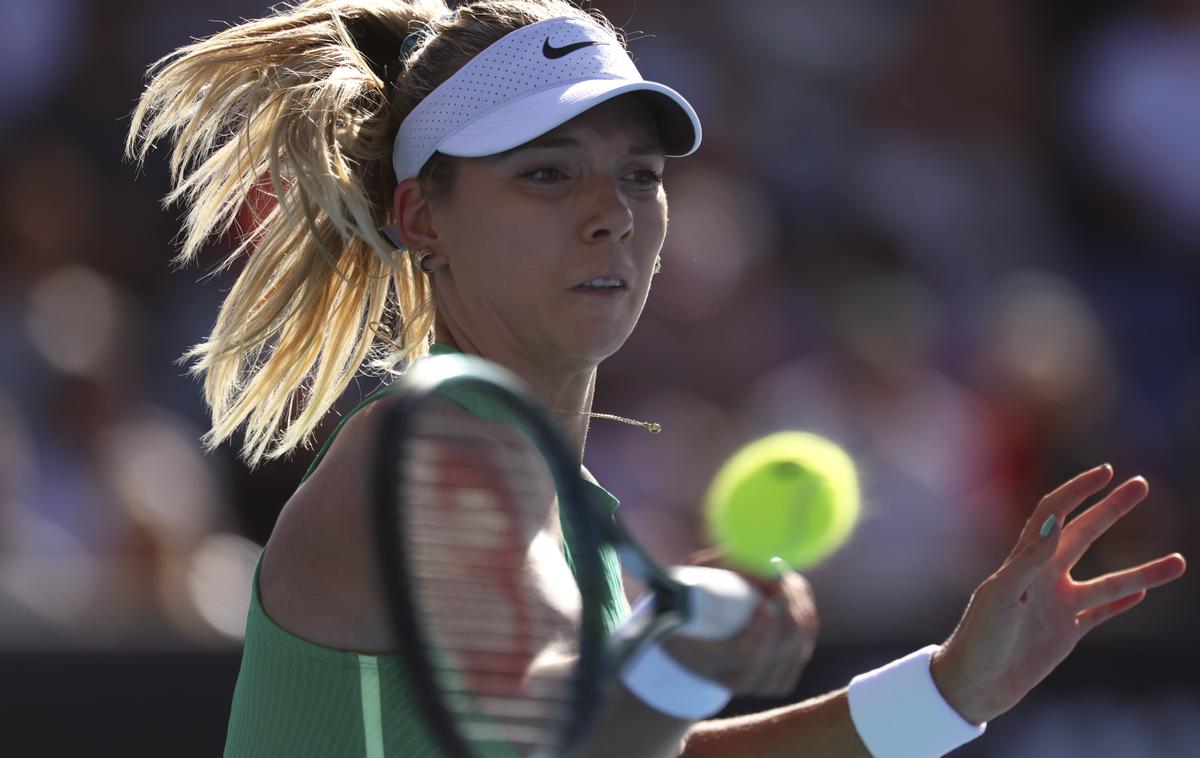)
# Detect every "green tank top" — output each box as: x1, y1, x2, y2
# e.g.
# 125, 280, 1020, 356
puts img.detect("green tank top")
223, 344, 631, 757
